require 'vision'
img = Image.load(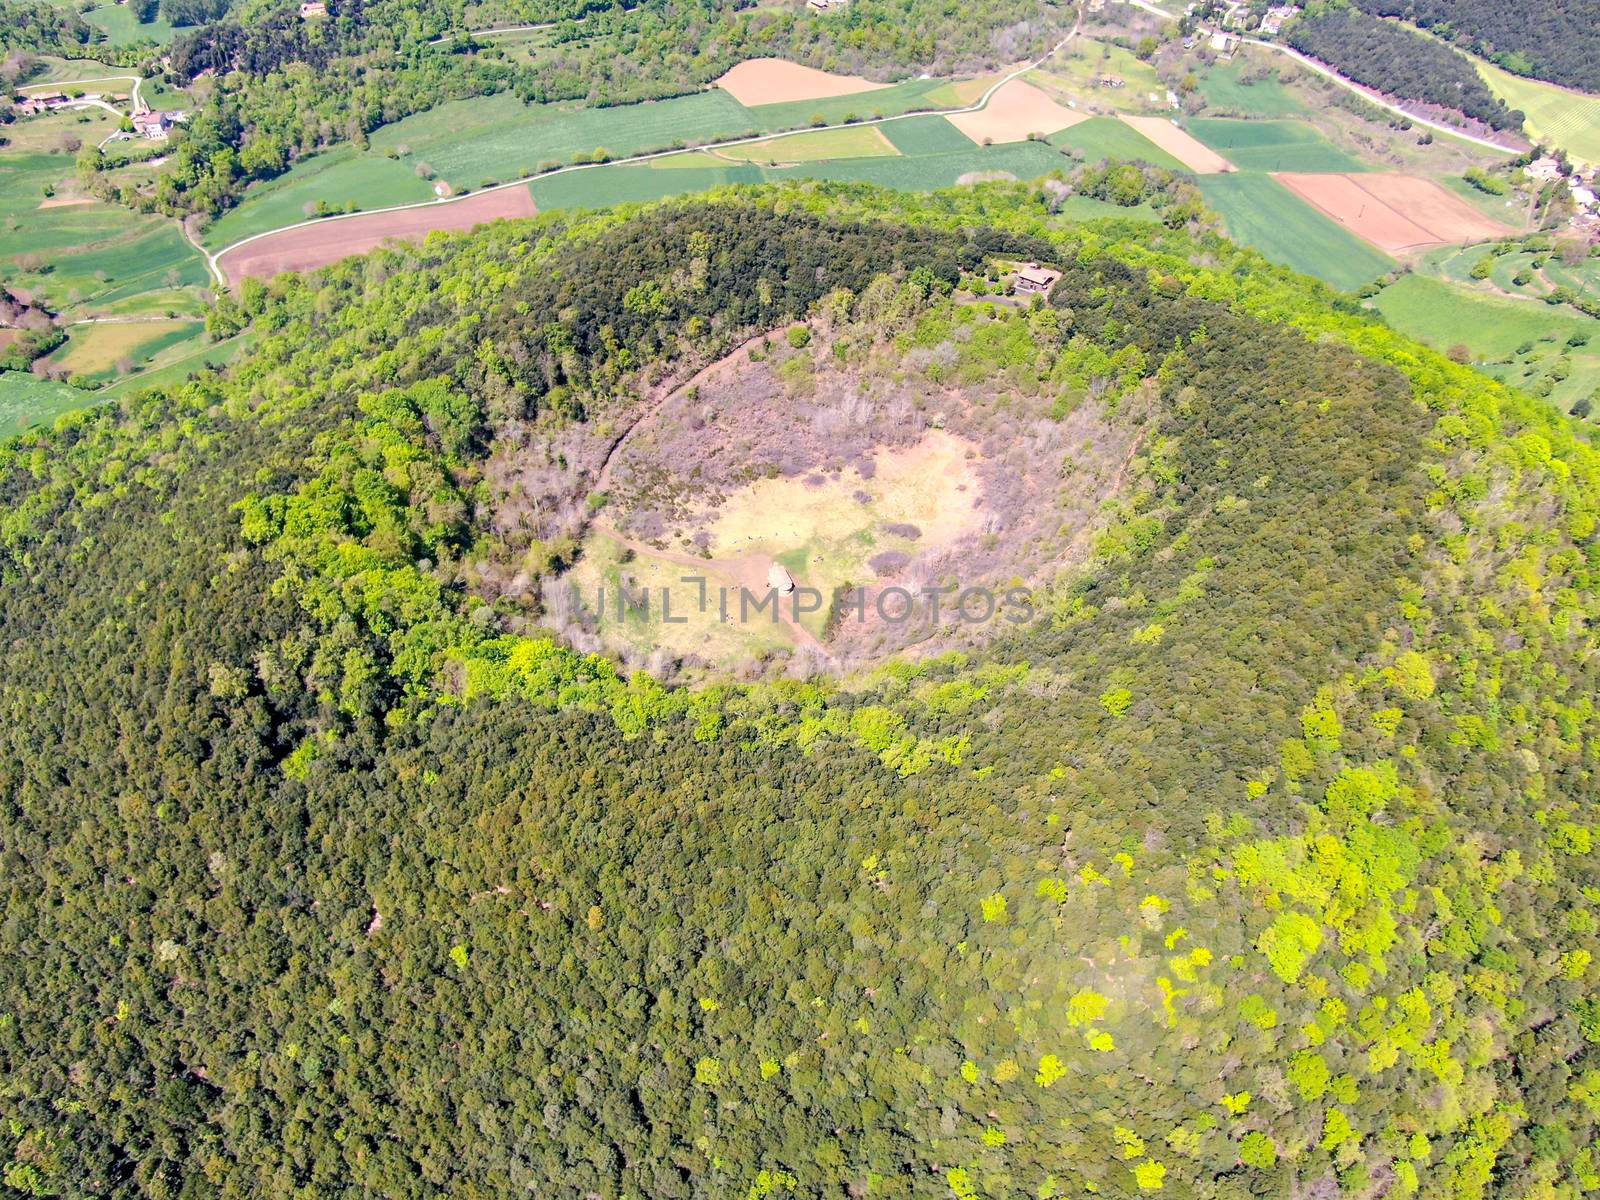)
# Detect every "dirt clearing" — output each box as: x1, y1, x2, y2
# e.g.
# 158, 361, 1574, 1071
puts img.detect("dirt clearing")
1118, 116, 1235, 173
947, 78, 1088, 145
715, 59, 891, 107
216, 187, 536, 284
1274, 172, 1511, 254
